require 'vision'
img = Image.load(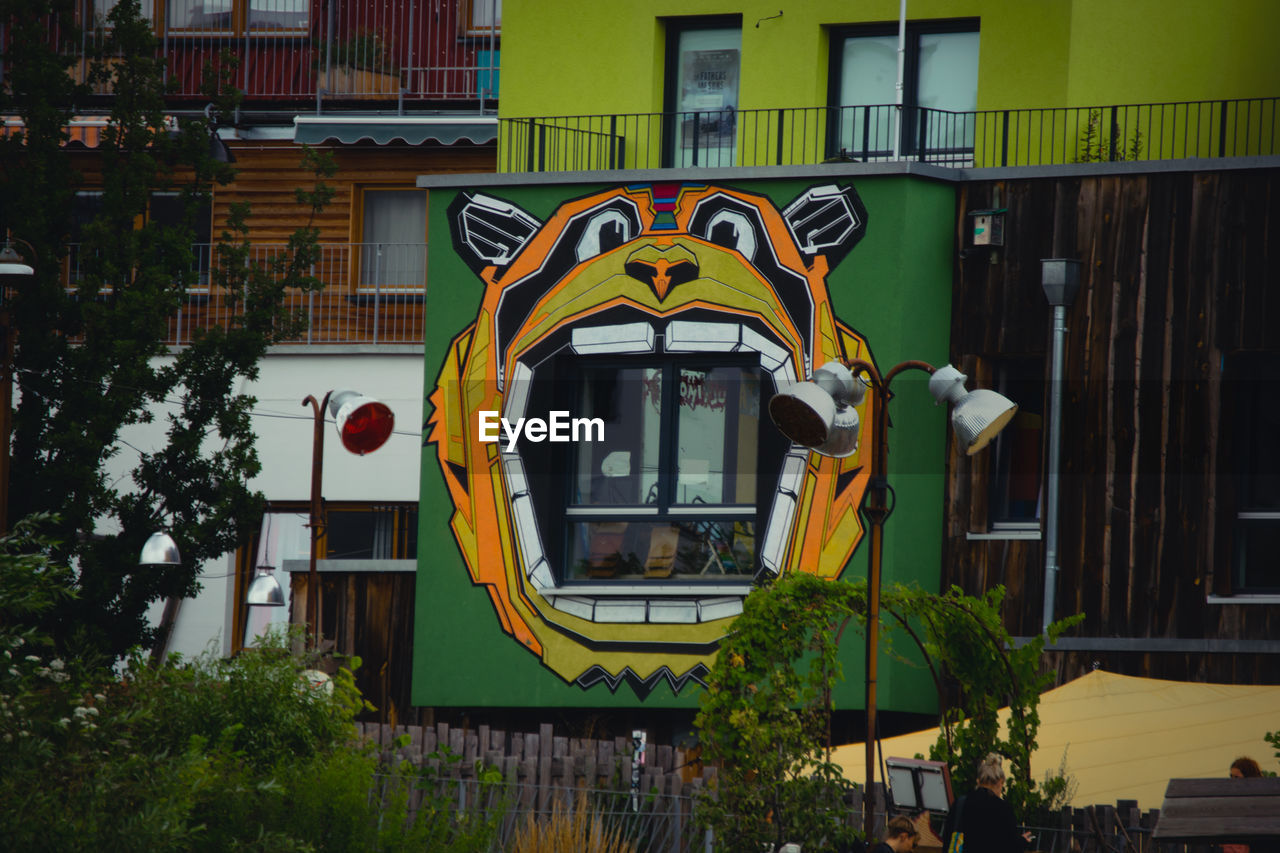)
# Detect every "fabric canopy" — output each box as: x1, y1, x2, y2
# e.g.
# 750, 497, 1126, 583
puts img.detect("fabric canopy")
292, 116, 497, 147
831, 670, 1280, 810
